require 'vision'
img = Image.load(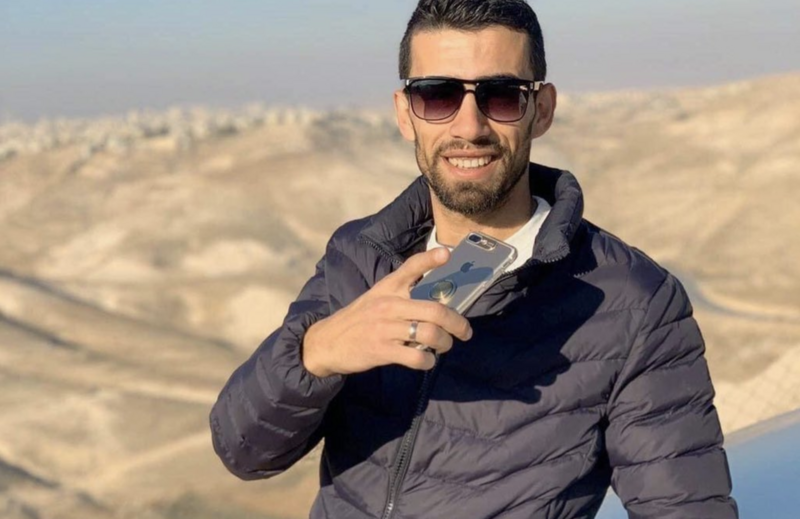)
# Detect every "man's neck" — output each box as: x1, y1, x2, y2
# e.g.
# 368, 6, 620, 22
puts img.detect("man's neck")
431, 172, 535, 248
